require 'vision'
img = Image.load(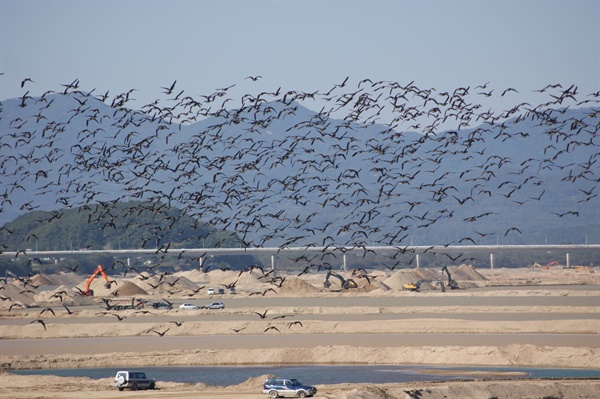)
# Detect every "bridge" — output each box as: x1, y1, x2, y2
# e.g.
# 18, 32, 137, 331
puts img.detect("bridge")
2, 244, 598, 269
